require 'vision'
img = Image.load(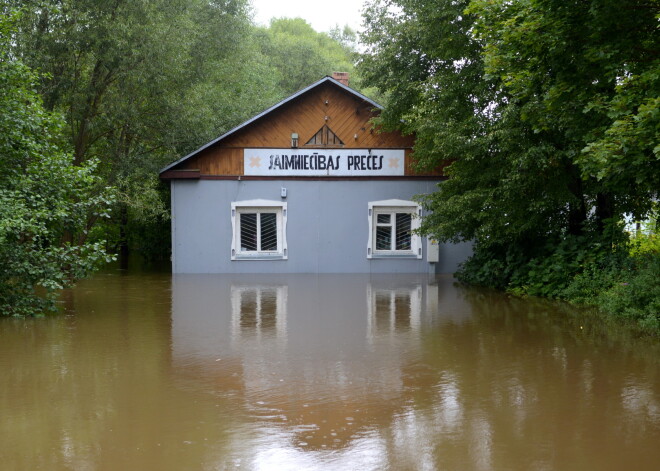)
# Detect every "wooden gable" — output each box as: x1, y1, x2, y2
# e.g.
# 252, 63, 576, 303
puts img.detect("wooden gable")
161, 78, 443, 178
